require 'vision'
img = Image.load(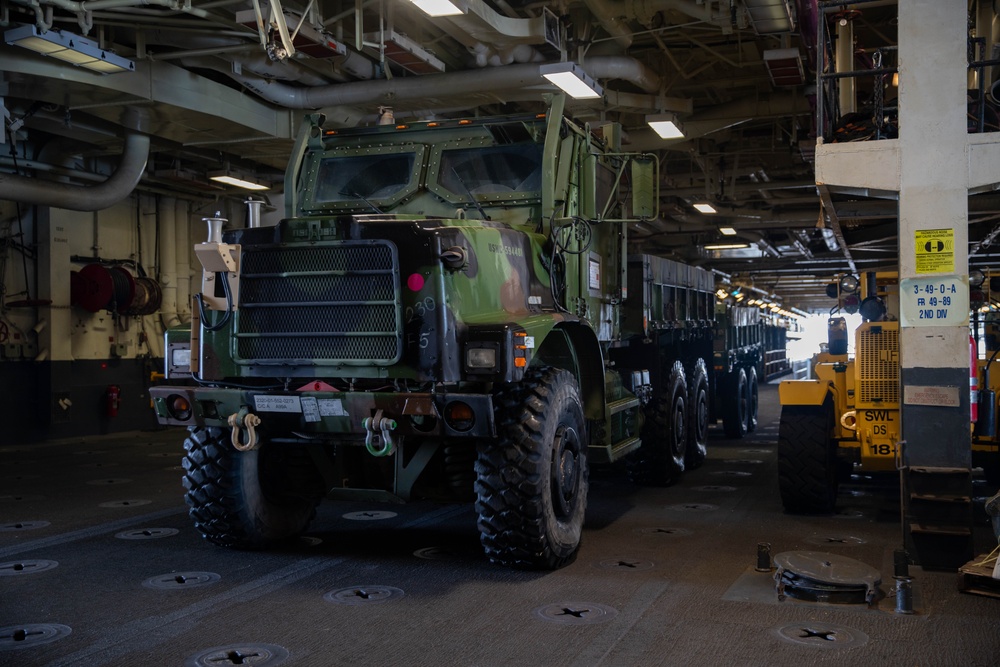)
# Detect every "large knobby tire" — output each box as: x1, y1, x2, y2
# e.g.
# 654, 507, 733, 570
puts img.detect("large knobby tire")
685, 358, 710, 469
722, 367, 749, 439
777, 401, 838, 514
746, 365, 759, 433
183, 426, 326, 549
627, 360, 688, 485
475, 368, 589, 569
